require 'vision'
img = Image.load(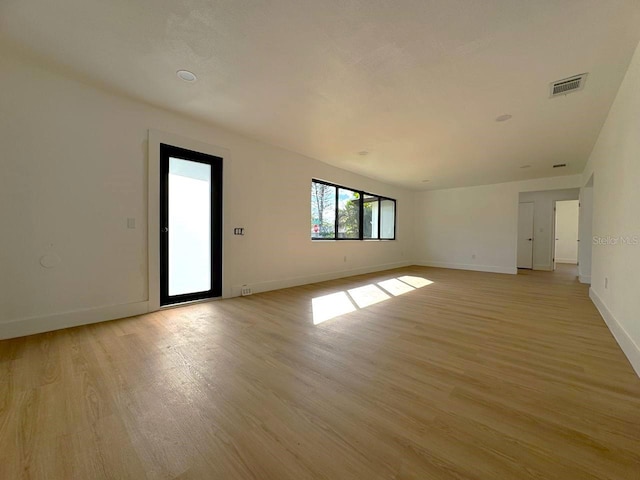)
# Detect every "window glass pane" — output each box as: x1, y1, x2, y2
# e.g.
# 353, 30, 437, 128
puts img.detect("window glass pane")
380, 199, 395, 239
338, 188, 360, 239
310, 179, 395, 241
169, 157, 211, 295
311, 182, 336, 238
363, 194, 379, 239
